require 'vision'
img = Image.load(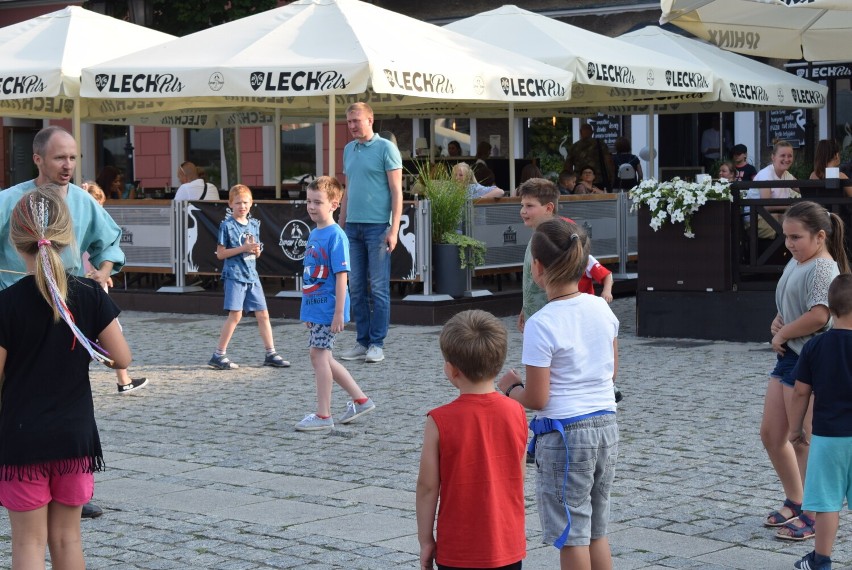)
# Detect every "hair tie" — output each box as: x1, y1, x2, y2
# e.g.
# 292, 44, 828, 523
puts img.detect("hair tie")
570, 233, 579, 241
37, 239, 51, 248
